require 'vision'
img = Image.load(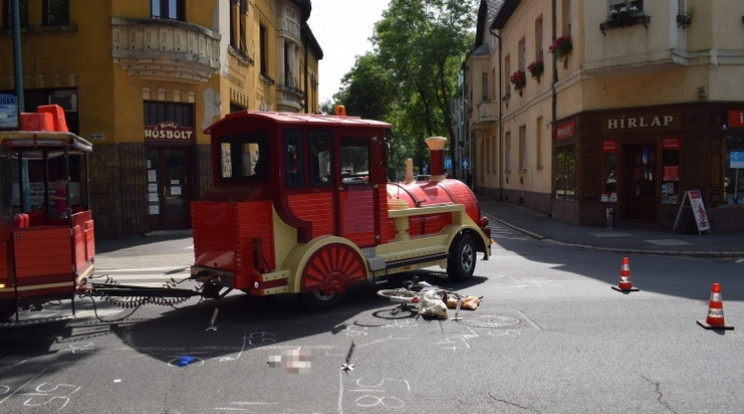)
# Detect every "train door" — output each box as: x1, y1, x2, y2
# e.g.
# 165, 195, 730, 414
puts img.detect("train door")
146, 146, 192, 230
622, 144, 657, 221
337, 136, 377, 247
